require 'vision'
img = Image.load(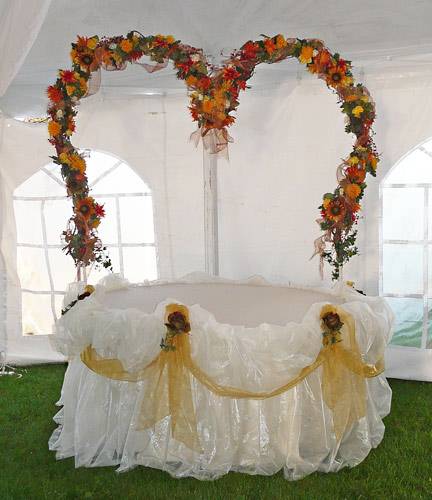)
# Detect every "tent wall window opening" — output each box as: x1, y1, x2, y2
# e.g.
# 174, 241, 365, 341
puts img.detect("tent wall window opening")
13, 150, 157, 335
381, 137, 432, 349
